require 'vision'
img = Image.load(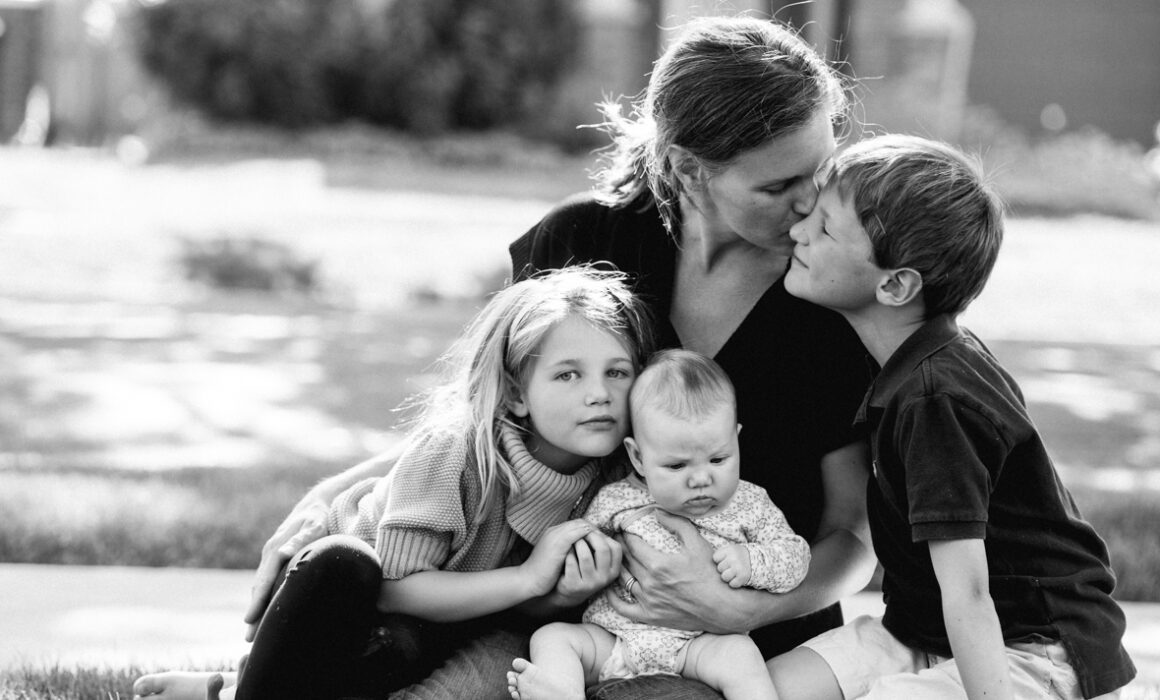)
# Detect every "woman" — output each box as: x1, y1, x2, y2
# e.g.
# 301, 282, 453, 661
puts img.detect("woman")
243, 15, 875, 700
